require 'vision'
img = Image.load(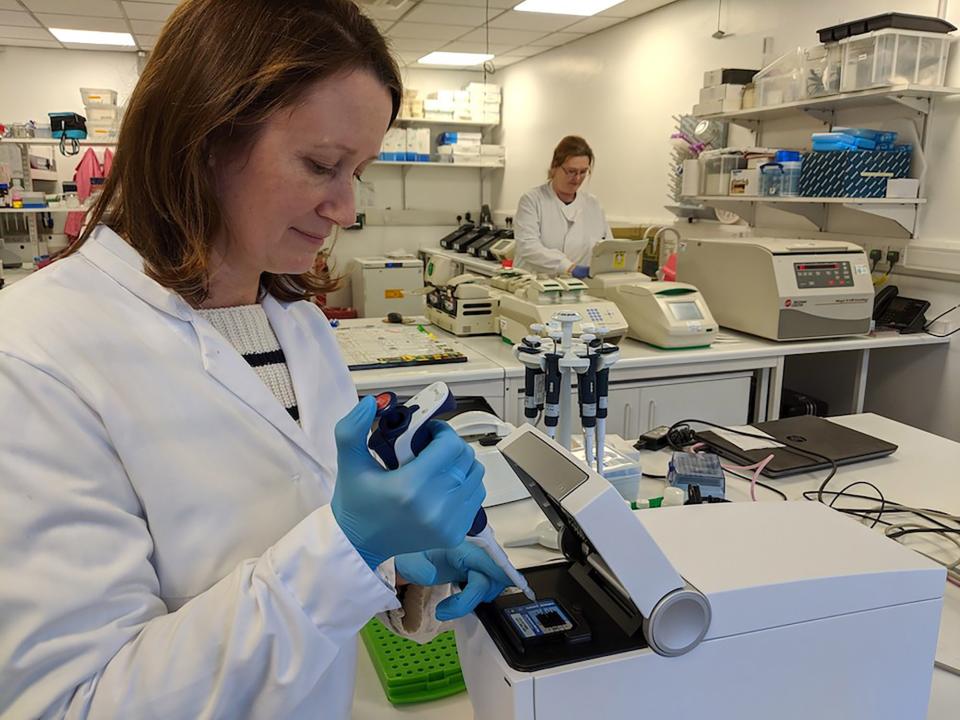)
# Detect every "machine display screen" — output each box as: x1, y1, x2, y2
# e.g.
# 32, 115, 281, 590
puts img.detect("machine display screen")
668, 302, 703, 321
794, 261, 853, 289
